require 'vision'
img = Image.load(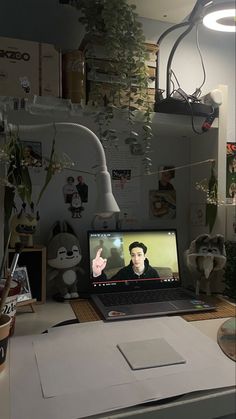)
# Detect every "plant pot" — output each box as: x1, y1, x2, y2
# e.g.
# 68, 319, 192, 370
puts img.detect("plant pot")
0, 279, 21, 336
0, 314, 11, 373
